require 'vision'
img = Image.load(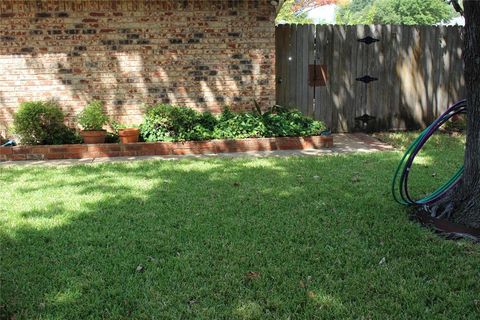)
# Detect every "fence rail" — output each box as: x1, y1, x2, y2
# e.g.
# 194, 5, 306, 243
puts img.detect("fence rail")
276, 24, 464, 132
